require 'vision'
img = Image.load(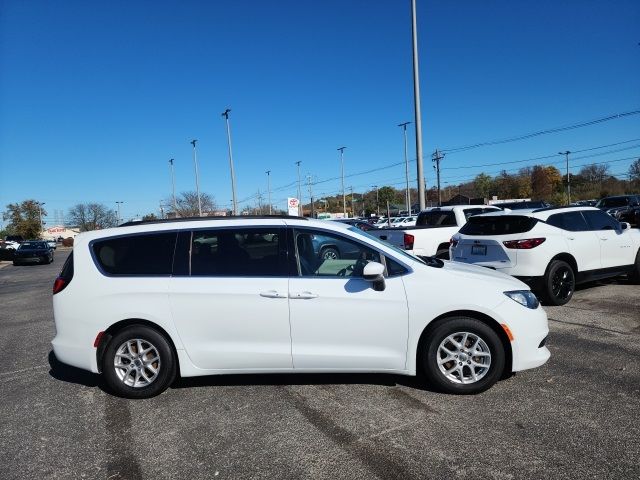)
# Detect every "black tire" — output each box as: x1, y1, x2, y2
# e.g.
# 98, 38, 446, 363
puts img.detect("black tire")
542, 259, 575, 306
12, 261, 20, 266
421, 316, 505, 395
629, 249, 640, 284
320, 246, 340, 260
102, 325, 177, 399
